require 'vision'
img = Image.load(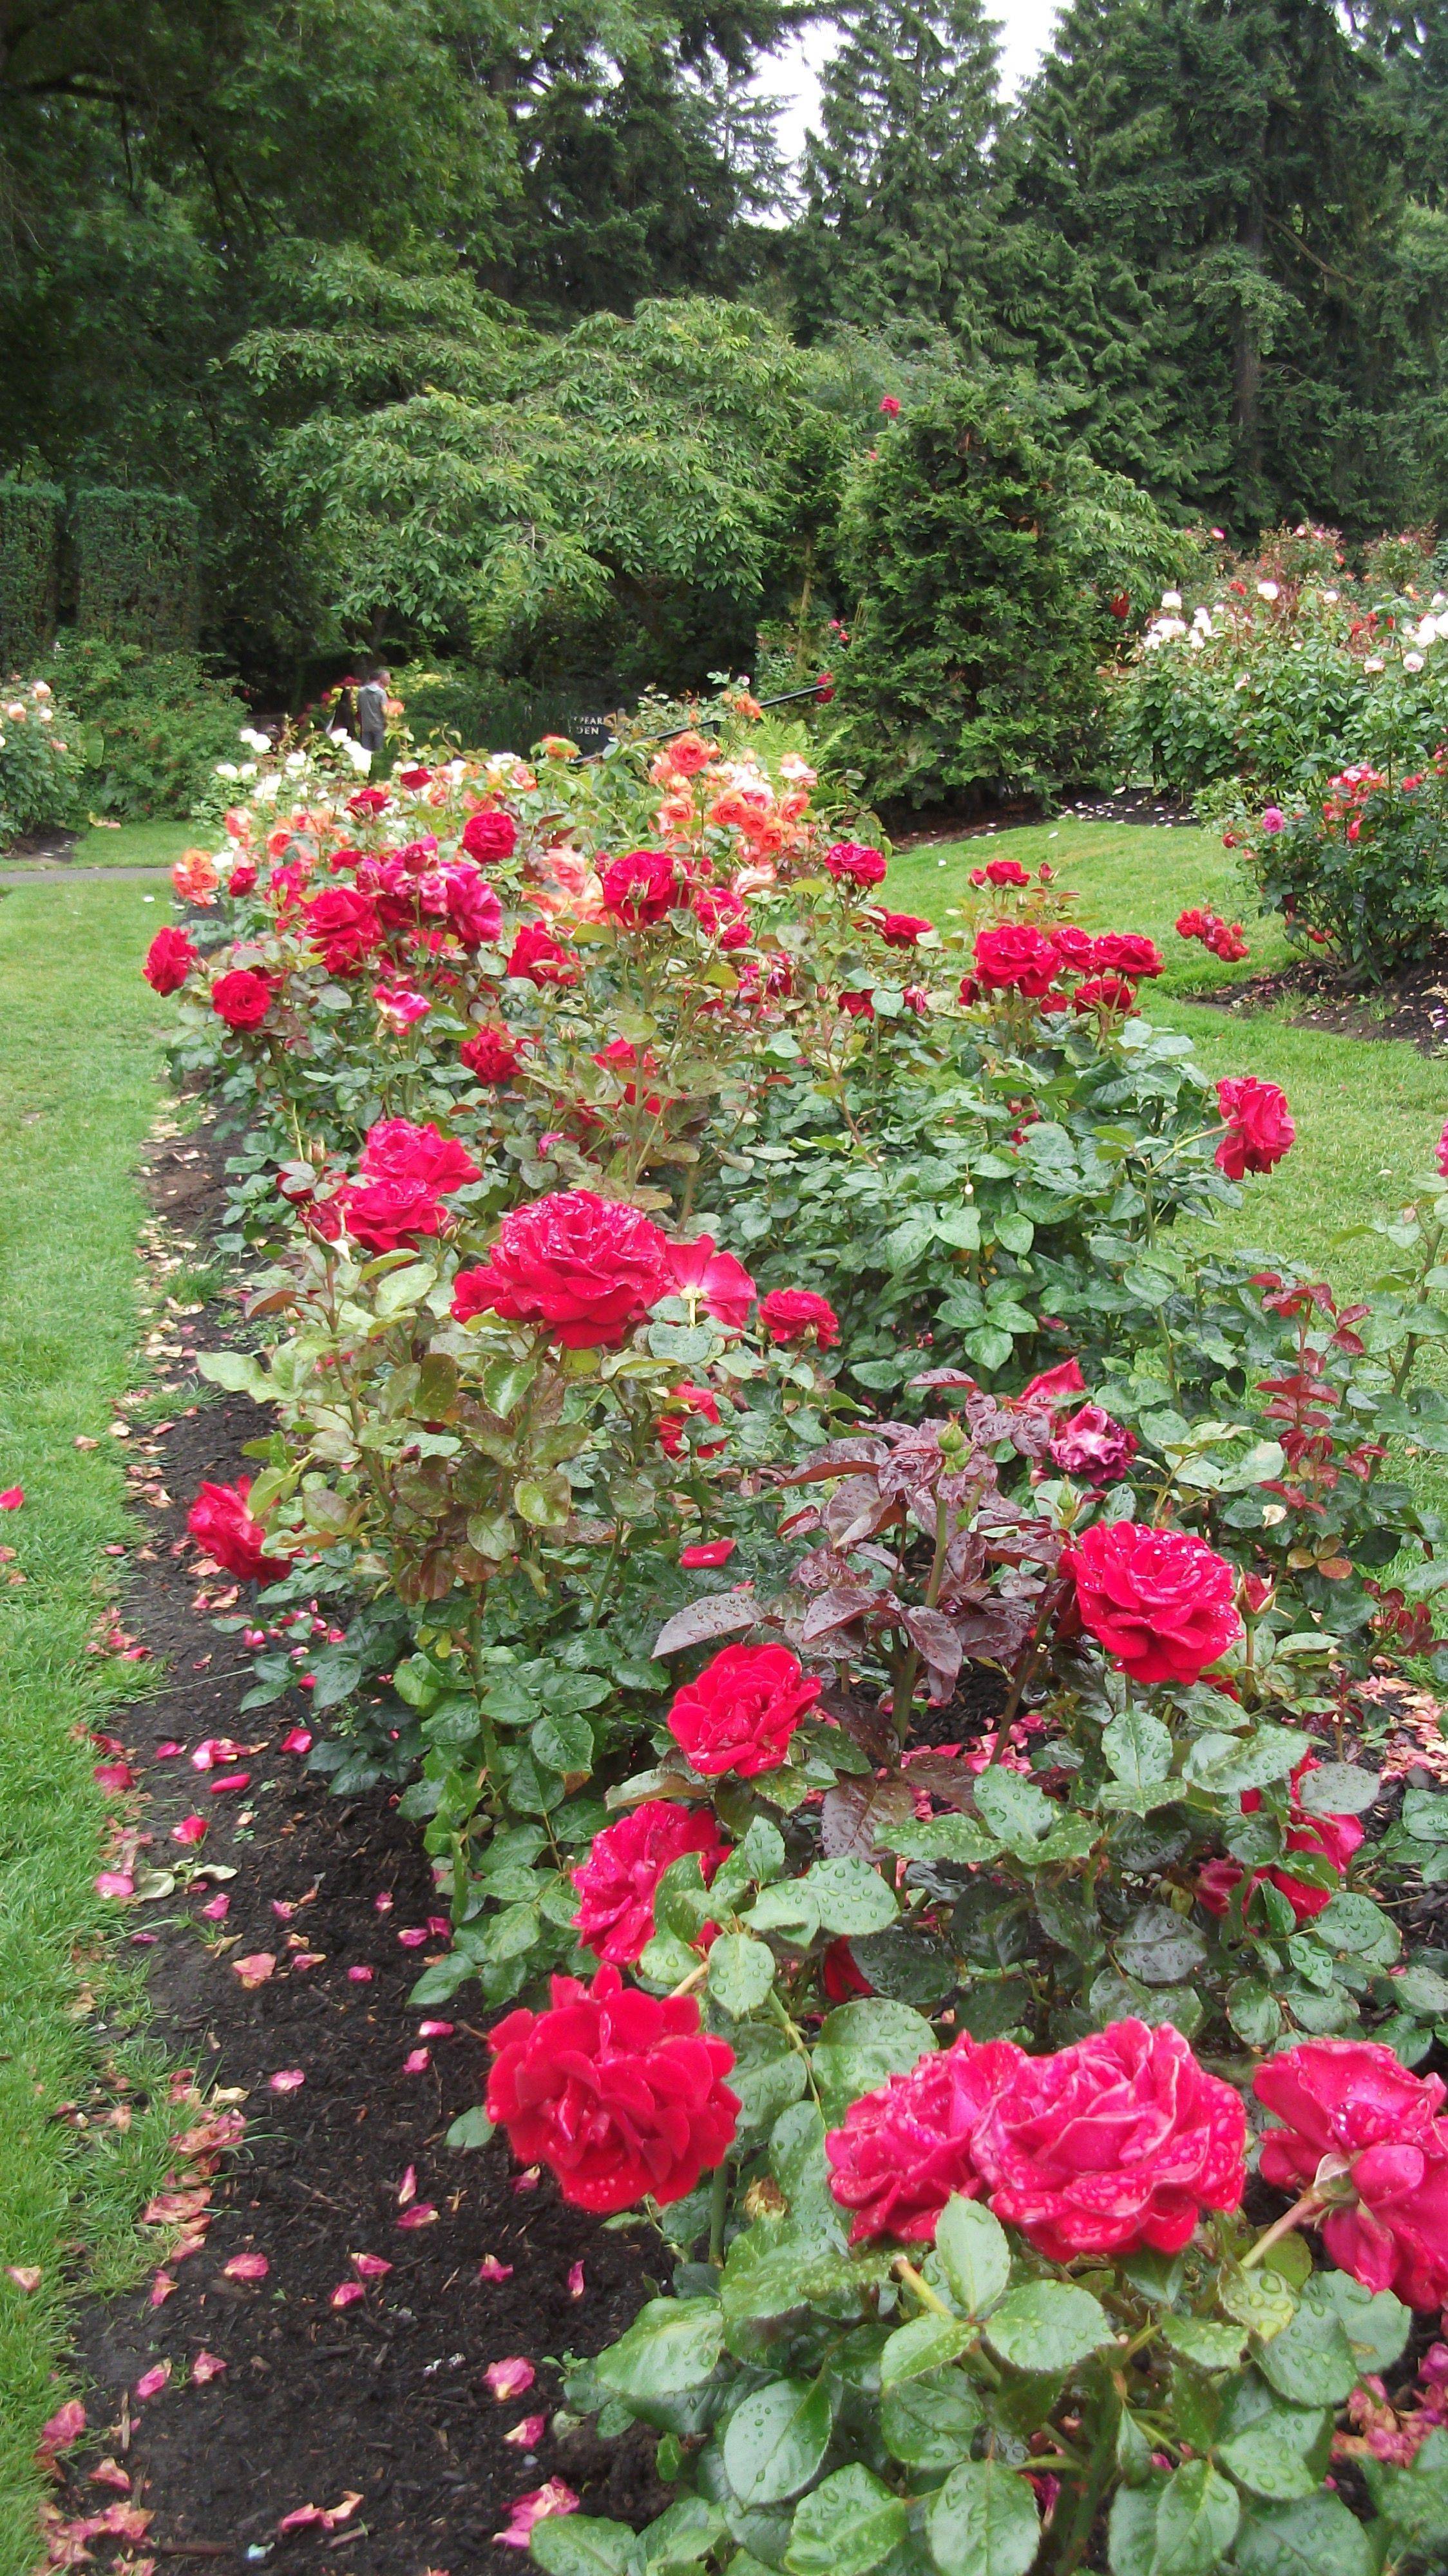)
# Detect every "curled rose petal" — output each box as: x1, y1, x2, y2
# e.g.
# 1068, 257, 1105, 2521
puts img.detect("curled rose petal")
135, 2362, 171, 2400
90, 2459, 131, 2491
330, 2282, 366, 2309
351, 2253, 392, 2279
374, 1891, 394, 1913
172, 1815, 208, 1846
504, 2415, 548, 2448
149, 2271, 177, 2306
397, 2164, 417, 2207
403, 2048, 430, 2073
278, 2494, 363, 2535
37, 2401, 86, 2454
417, 2021, 453, 2039
478, 2256, 514, 2282
208, 1771, 251, 1795
347, 1965, 374, 1982
485, 2357, 536, 2401
397, 1927, 428, 1947
567, 2263, 585, 2299
269, 2070, 305, 2094
191, 2351, 227, 2385
95, 1871, 133, 1900
6, 2265, 41, 2292
493, 2480, 579, 2548
396, 2204, 439, 2229
198, 1894, 229, 1920
222, 2253, 269, 2281
280, 1727, 312, 1754
154, 1742, 187, 1759
93, 1762, 134, 1794
231, 1953, 276, 1987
